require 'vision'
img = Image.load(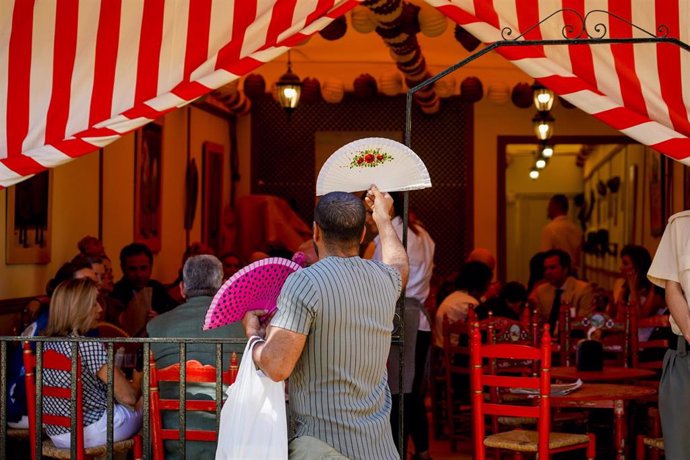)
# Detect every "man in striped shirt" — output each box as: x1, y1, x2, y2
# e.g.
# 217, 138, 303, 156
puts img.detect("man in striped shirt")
243, 186, 409, 459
